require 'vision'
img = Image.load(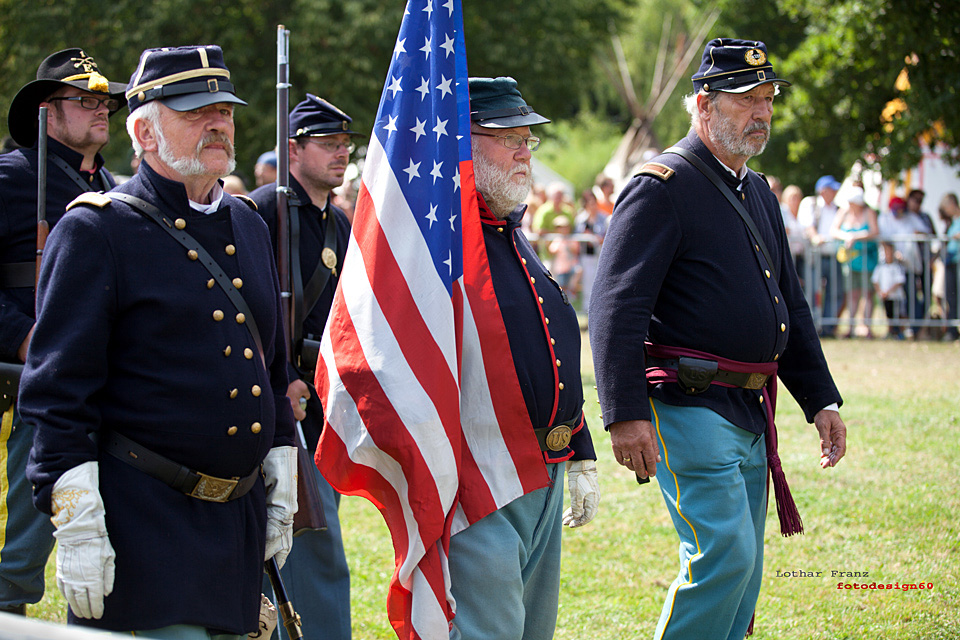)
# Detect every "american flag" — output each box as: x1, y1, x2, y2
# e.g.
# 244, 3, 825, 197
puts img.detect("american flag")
314, 1, 550, 638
